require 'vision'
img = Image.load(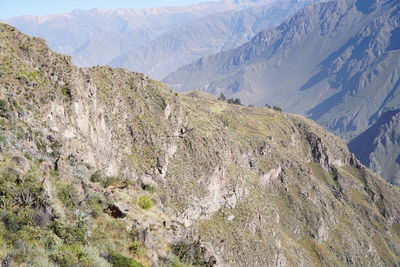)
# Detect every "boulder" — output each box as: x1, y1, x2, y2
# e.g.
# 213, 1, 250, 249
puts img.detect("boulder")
11, 156, 30, 172
107, 201, 130, 218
